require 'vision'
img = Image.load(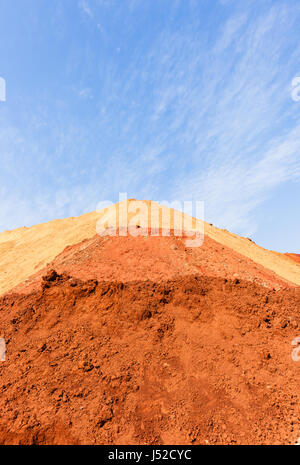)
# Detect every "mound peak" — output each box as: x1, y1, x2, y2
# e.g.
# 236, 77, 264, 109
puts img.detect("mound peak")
0, 199, 299, 296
